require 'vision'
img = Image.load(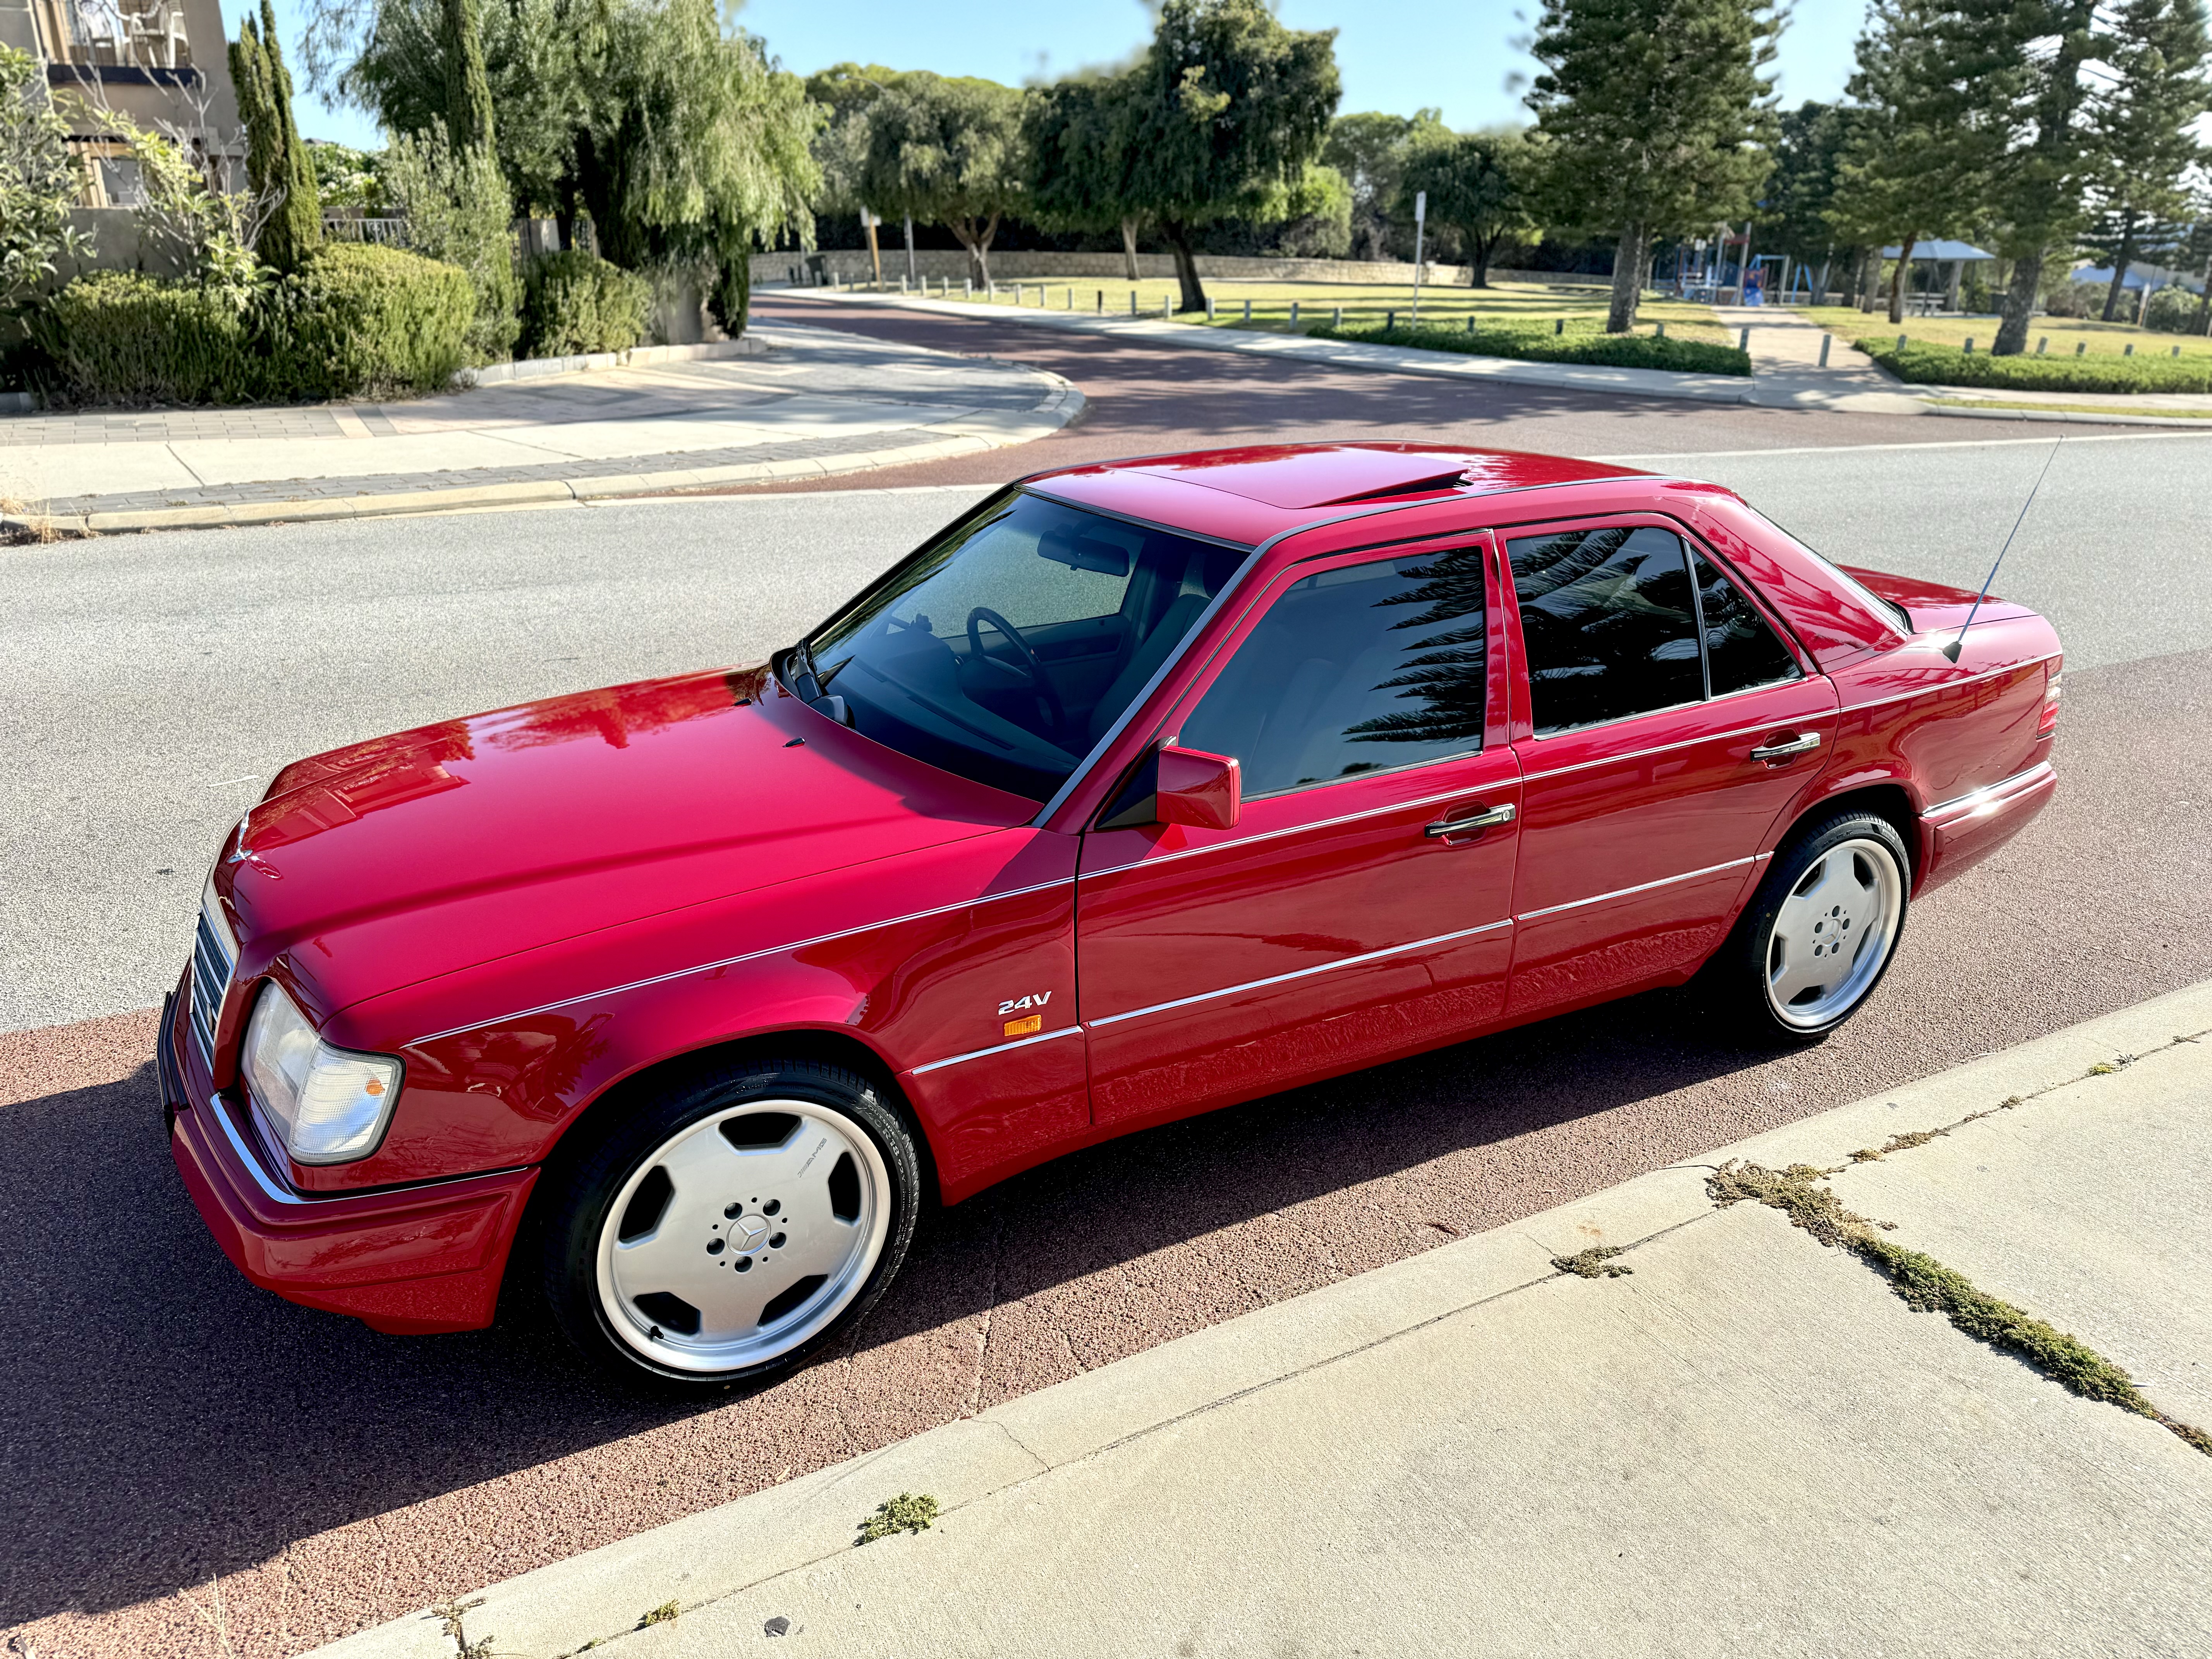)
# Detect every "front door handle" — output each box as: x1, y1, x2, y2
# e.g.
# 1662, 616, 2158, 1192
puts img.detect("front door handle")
1749, 732, 1821, 765
1425, 802, 1516, 840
